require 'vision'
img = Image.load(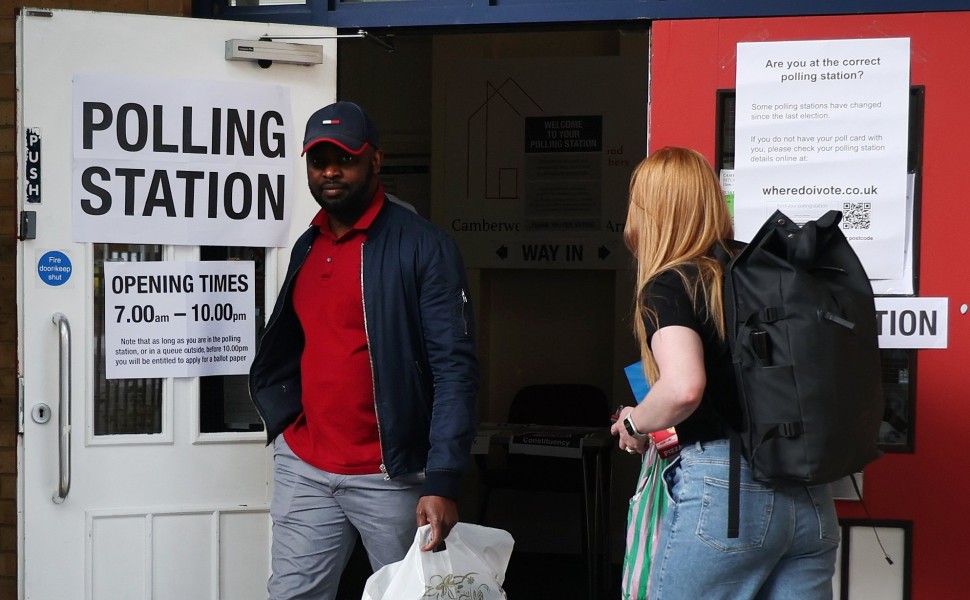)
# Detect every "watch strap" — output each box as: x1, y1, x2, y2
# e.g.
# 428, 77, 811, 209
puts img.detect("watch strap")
623, 415, 644, 437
